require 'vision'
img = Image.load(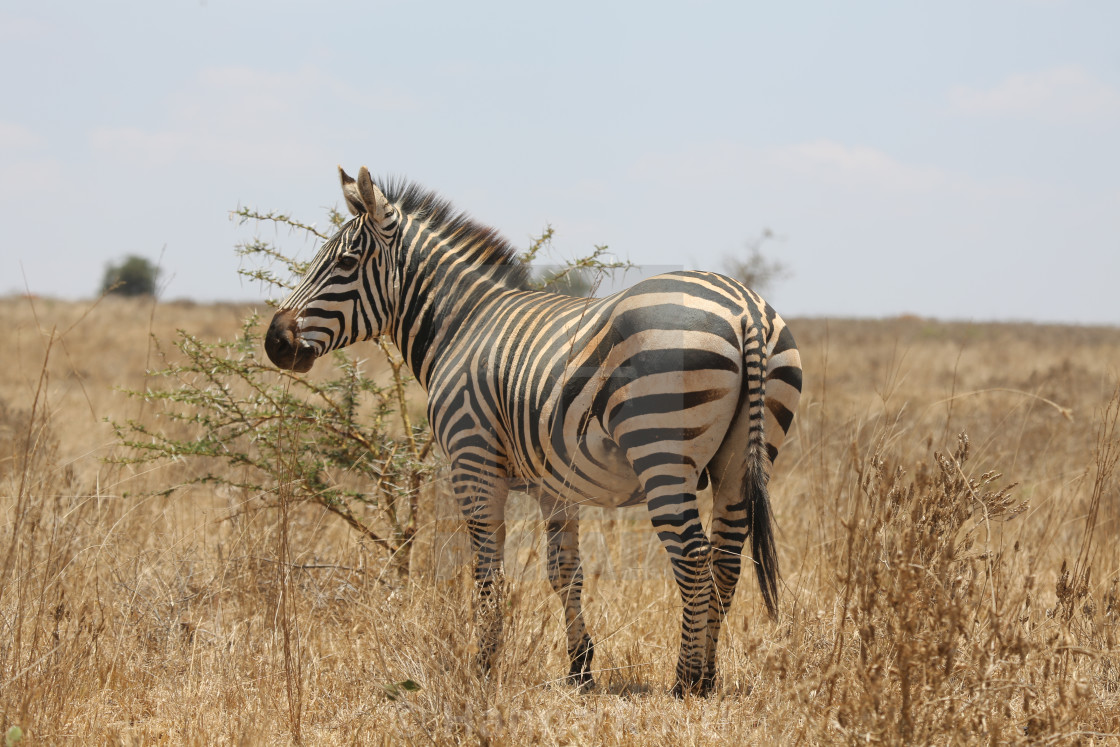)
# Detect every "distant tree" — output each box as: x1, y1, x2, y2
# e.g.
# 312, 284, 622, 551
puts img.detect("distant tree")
101, 255, 161, 297
722, 228, 790, 295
